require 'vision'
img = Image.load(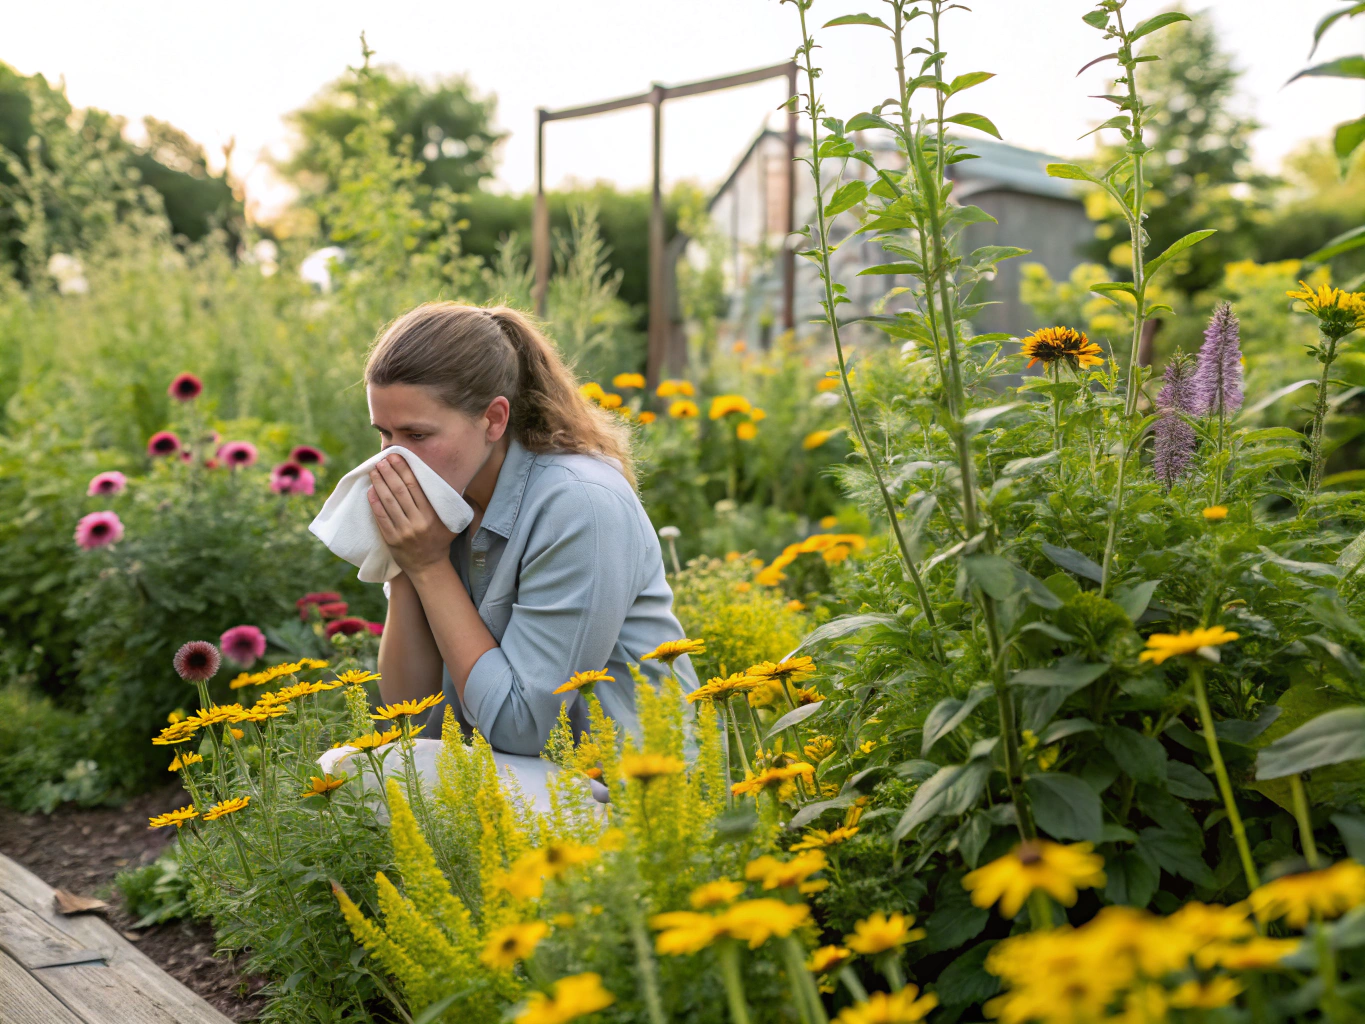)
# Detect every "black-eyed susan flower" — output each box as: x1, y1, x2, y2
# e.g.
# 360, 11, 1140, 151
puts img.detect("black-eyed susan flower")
834, 987, 938, 1024
578, 381, 606, 403
149, 805, 198, 829
167, 751, 203, 771
668, 399, 699, 419
808, 944, 852, 973
745, 849, 826, 891
1287, 280, 1365, 340
1138, 625, 1239, 665
480, 921, 549, 970
689, 878, 745, 909
1214, 936, 1302, 970
962, 839, 1106, 918
621, 752, 685, 782
1248, 859, 1365, 928
708, 394, 752, 419
301, 773, 347, 799
655, 379, 694, 398
746, 656, 816, 682
732, 762, 816, 800
717, 899, 810, 948
686, 672, 760, 704
1020, 326, 1105, 370
514, 972, 614, 1024
790, 823, 859, 852
642, 638, 706, 666
651, 910, 726, 954
613, 372, 646, 389
637, 410, 657, 425
333, 669, 379, 685
344, 725, 410, 752
553, 668, 614, 695
202, 796, 250, 821
371, 693, 443, 721
539, 840, 599, 879
844, 910, 925, 954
